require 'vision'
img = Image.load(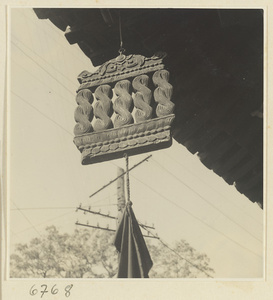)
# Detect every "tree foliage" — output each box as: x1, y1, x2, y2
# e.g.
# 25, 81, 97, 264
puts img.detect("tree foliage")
10, 226, 214, 278
147, 239, 214, 278
10, 226, 118, 278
